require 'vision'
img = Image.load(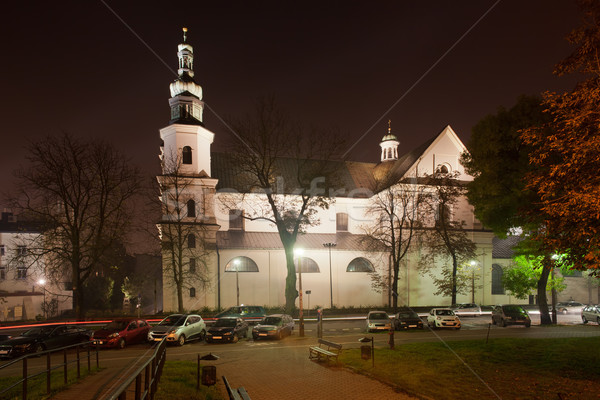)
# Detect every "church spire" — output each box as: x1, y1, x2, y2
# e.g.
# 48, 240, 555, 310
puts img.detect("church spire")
168, 28, 204, 125
379, 120, 399, 162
